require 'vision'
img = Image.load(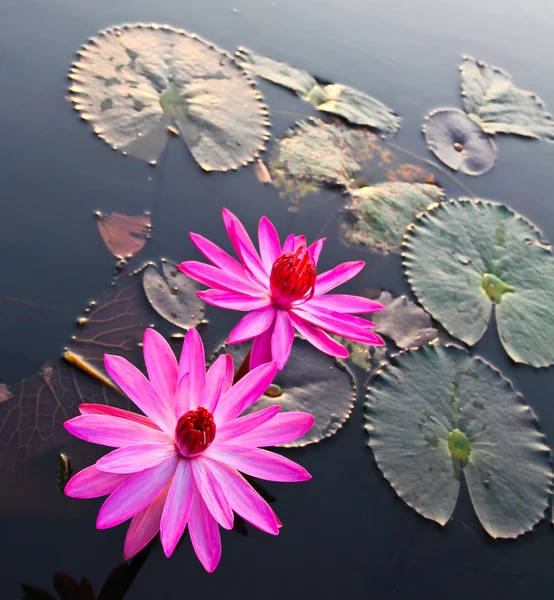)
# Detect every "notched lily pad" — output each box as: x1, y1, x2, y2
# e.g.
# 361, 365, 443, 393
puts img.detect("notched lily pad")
96, 211, 151, 259
404, 199, 554, 368
270, 119, 436, 207
423, 108, 497, 176
366, 345, 552, 538
340, 182, 445, 254
69, 24, 270, 171
461, 55, 554, 141
211, 338, 356, 446
236, 48, 401, 133
141, 259, 206, 330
